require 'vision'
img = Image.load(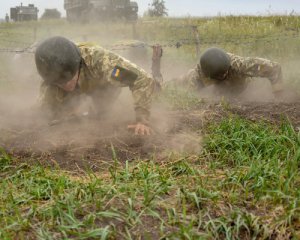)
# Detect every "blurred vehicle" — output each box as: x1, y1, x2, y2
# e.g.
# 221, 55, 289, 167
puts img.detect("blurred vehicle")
10, 3, 38, 22
41, 9, 61, 20
64, 0, 138, 23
